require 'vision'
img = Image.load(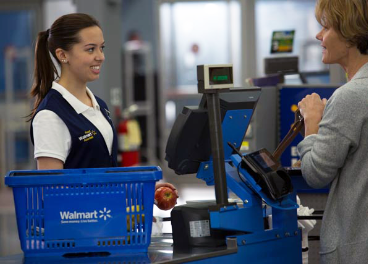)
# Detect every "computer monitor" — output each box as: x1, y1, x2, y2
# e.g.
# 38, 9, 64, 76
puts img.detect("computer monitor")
299, 71, 330, 84
264, 56, 299, 75
270, 30, 295, 54
165, 88, 261, 175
